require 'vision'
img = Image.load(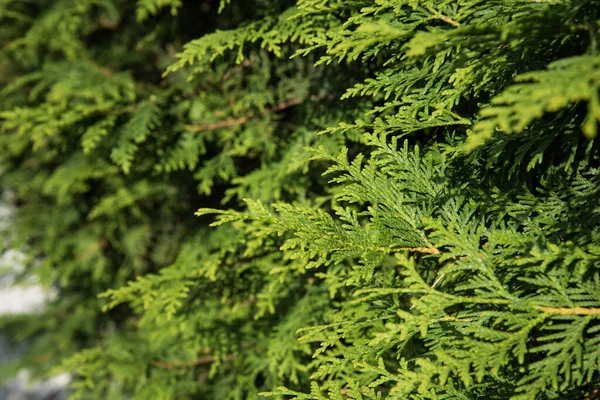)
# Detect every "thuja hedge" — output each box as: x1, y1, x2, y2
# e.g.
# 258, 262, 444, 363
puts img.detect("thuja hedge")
1, 0, 600, 399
